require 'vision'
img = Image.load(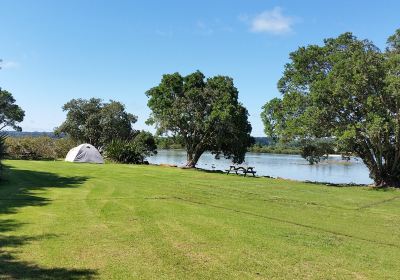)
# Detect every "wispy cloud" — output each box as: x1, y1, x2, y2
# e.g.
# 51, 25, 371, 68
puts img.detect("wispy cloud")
196, 20, 214, 35
155, 29, 174, 38
0, 60, 20, 69
242, 7, 295, 35
195, 19, 233, 35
